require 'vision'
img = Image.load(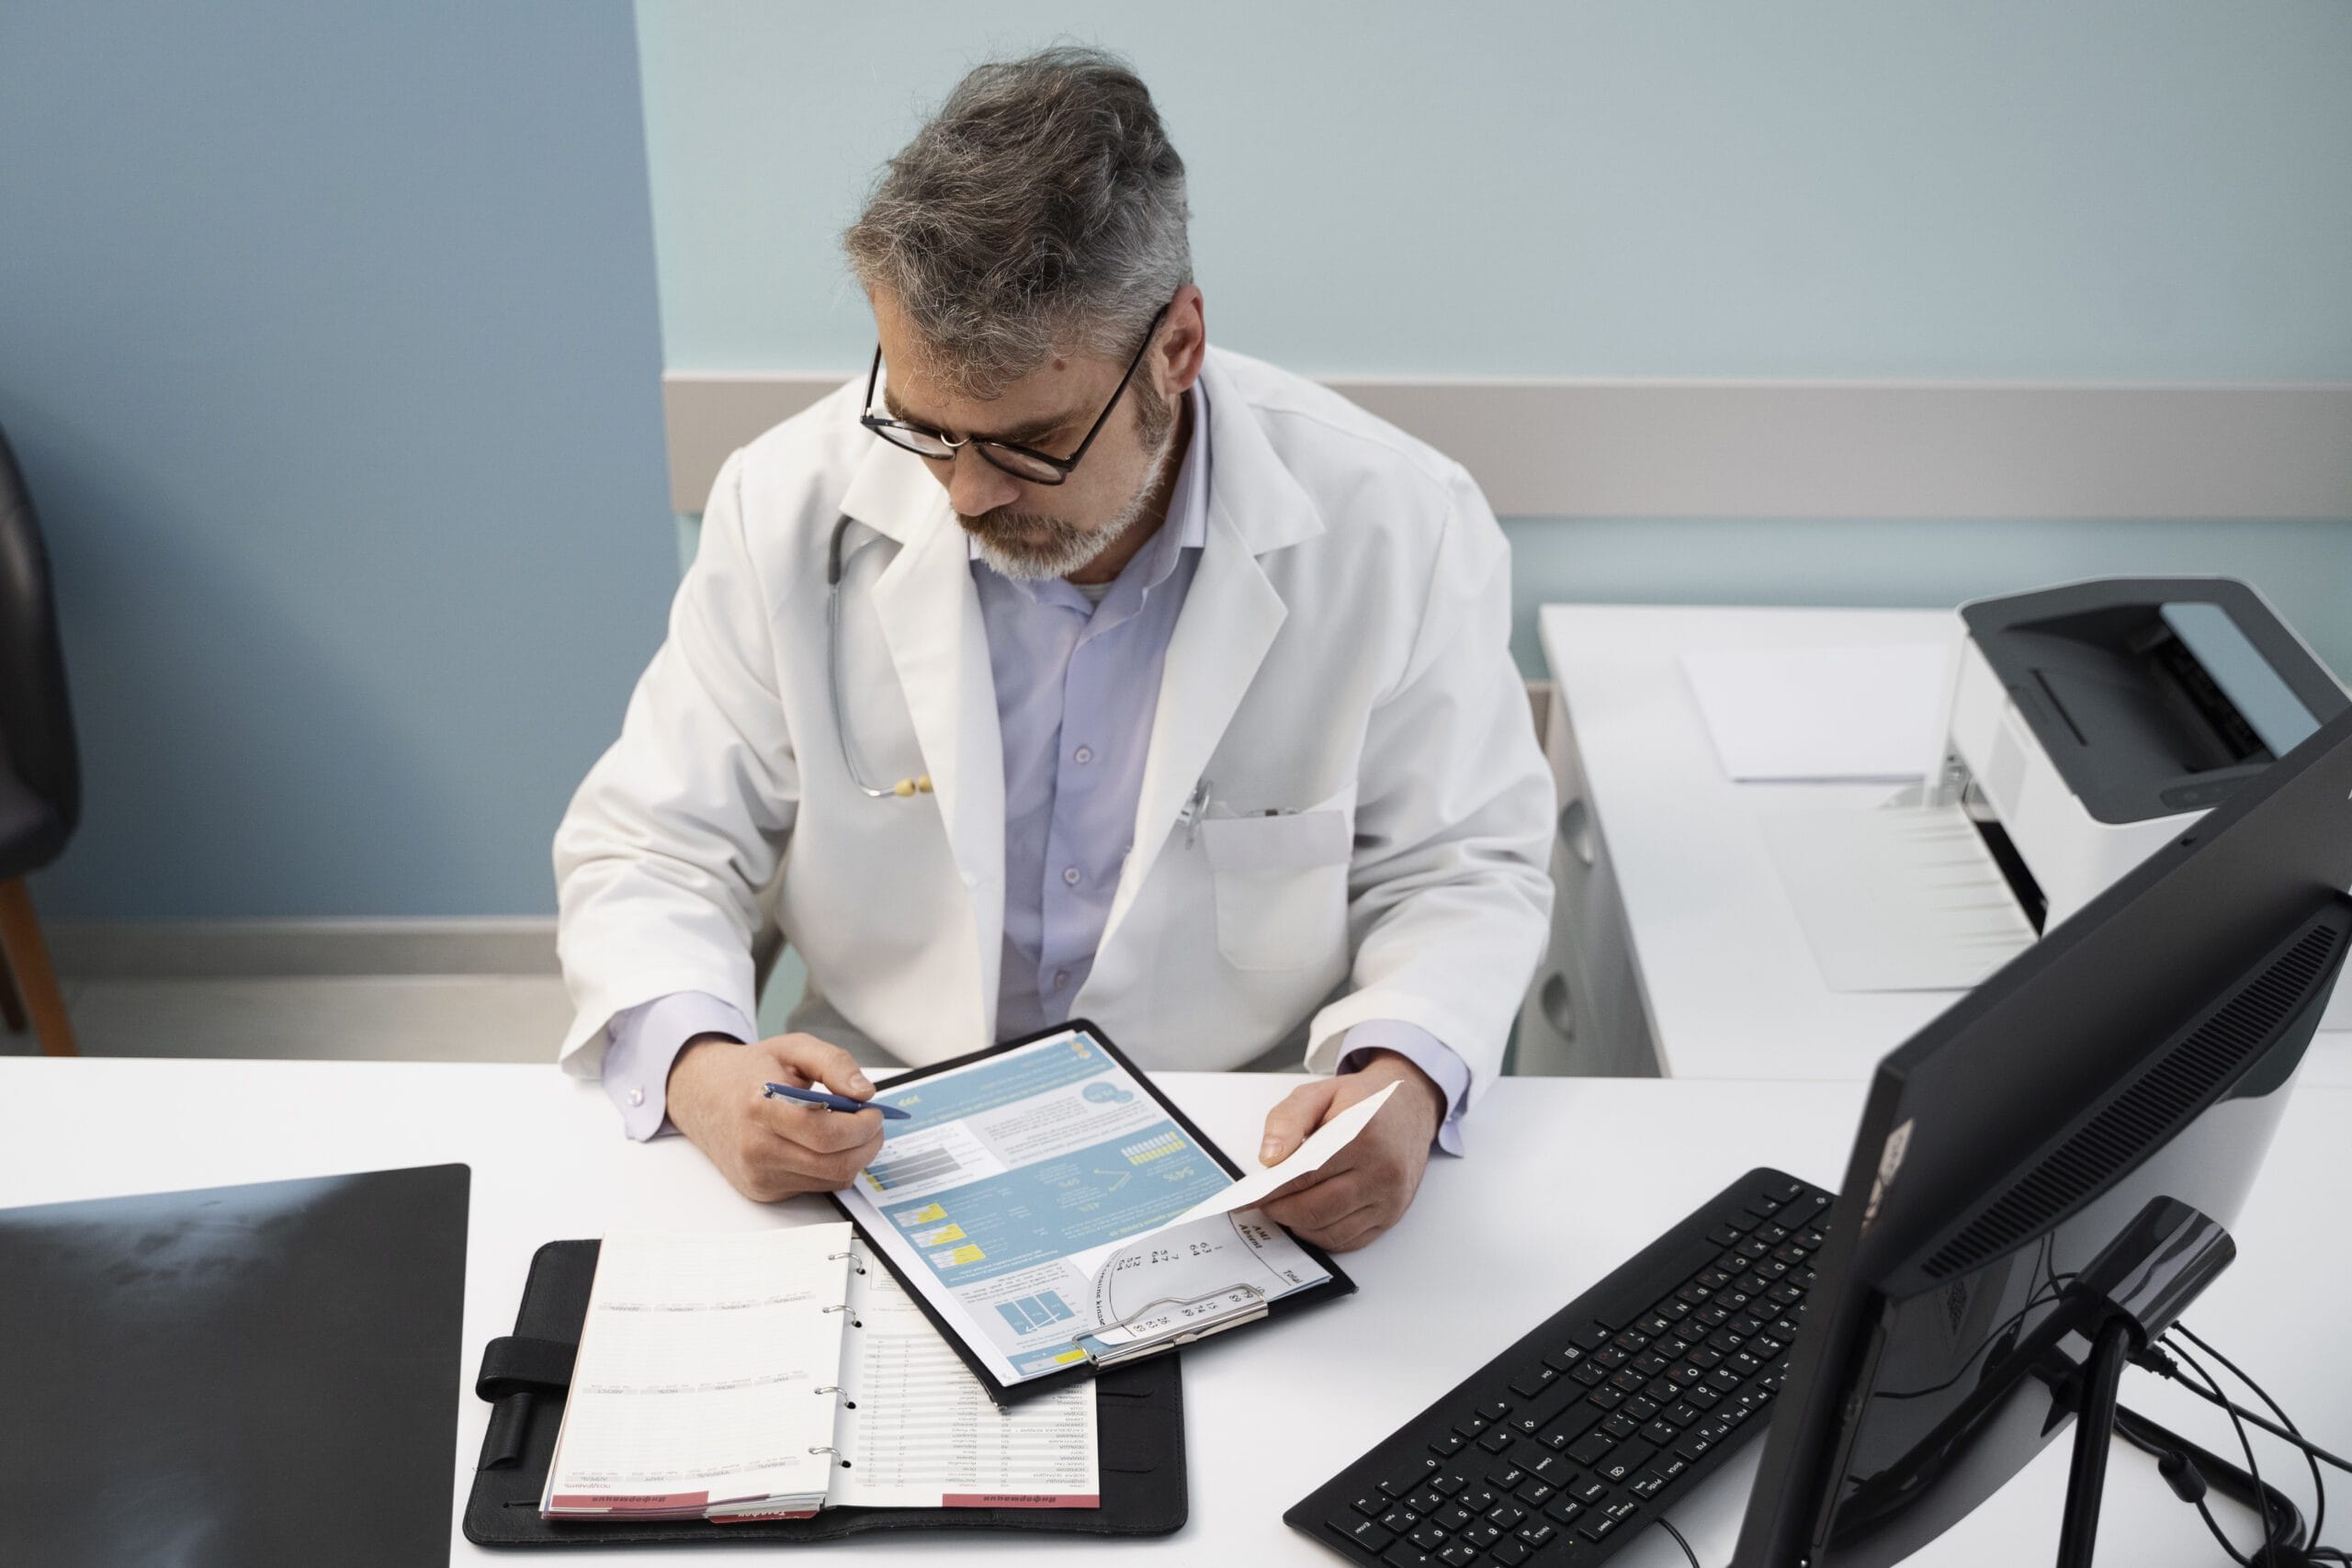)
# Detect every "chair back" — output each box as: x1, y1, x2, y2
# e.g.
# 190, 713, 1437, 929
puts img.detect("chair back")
0, 427, 80, 838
